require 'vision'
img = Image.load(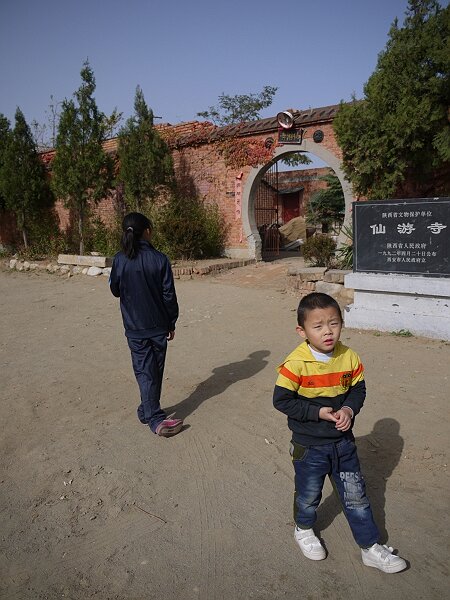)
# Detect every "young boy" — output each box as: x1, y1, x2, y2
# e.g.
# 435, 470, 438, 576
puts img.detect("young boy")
273, 292, 406, 573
